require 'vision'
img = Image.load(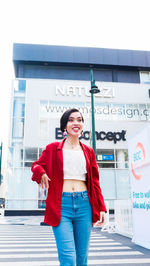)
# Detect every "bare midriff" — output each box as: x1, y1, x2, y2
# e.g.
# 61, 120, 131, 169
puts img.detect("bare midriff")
62, 179, 87, 192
